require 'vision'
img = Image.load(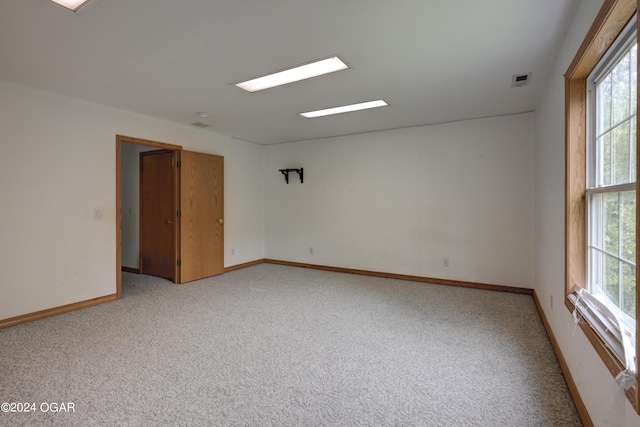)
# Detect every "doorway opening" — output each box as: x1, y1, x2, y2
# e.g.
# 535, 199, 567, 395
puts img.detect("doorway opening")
116, 135, 182, 299
116, 135, 225, 298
